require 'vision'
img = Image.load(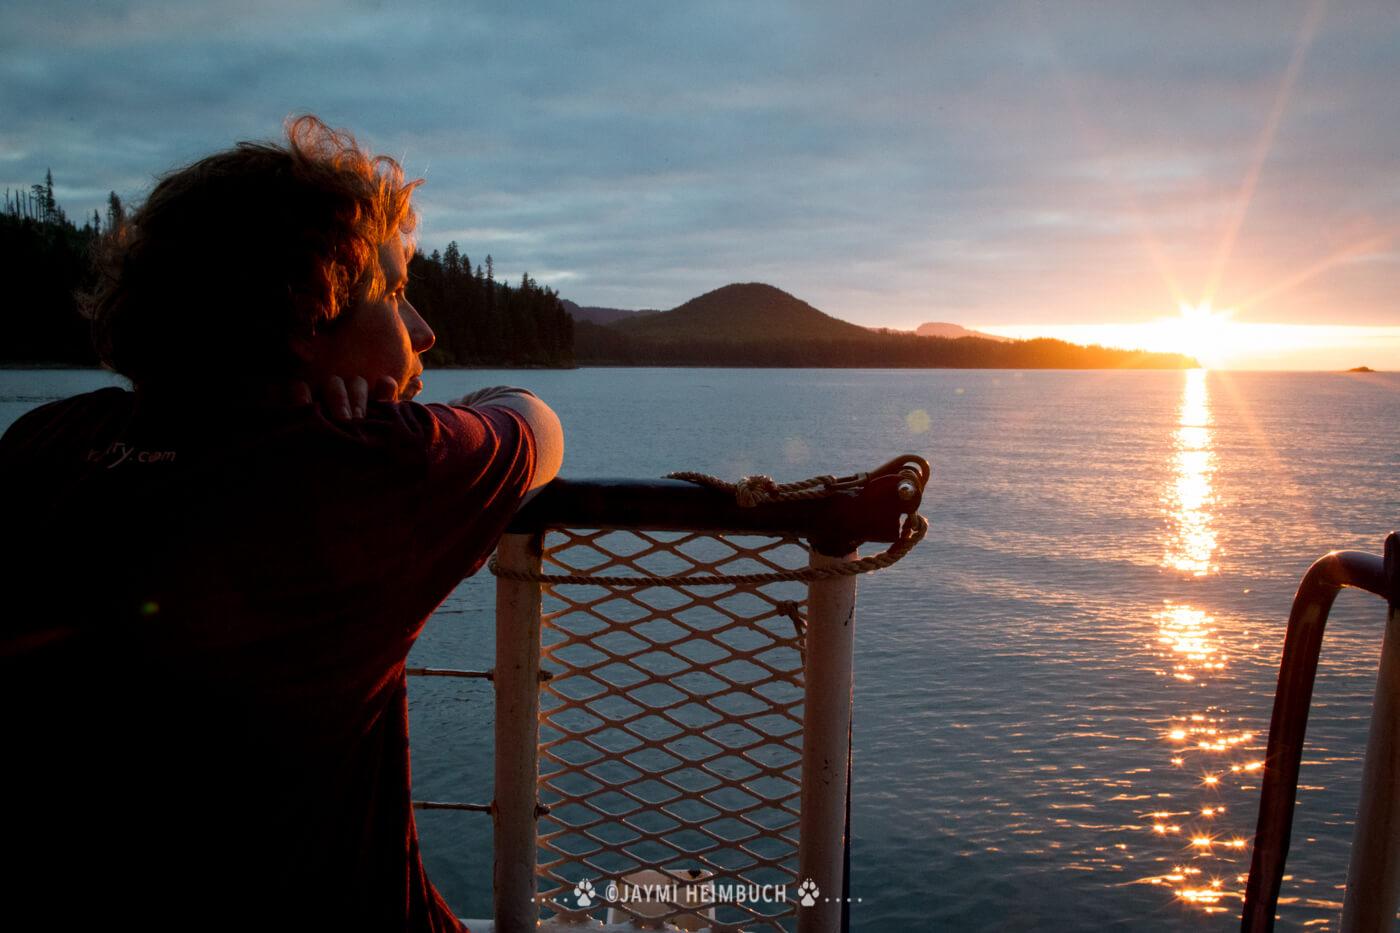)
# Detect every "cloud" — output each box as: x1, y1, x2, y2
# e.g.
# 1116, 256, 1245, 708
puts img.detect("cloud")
3, 0, 1398, 329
